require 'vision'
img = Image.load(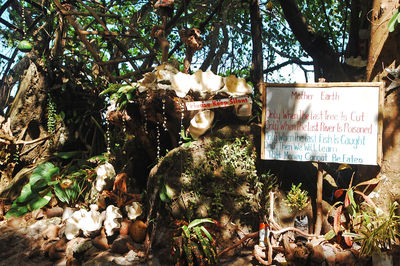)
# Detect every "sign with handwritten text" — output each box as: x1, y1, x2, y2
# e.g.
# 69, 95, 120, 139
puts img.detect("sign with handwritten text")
186, 96, 252, 111
261, 83, 383, 165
